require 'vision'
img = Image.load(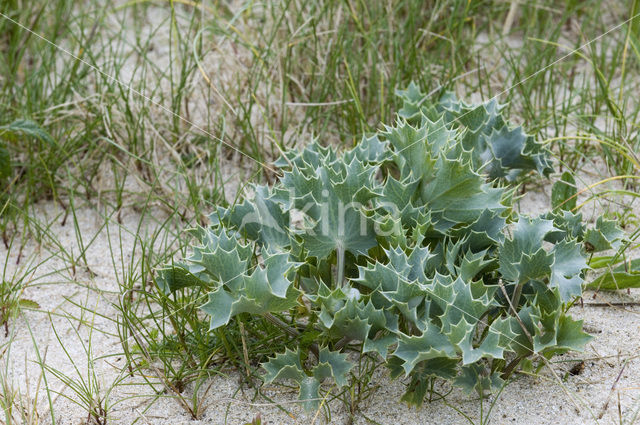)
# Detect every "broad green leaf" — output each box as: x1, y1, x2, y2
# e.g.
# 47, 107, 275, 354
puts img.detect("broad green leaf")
586, 258, 640, 291
551, 171, 577, 211
18, 299, 40, 309
554, 315, 592, 352
155, 264, 210, 294
0, 119, 55, 146
586, 267, 640, 291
